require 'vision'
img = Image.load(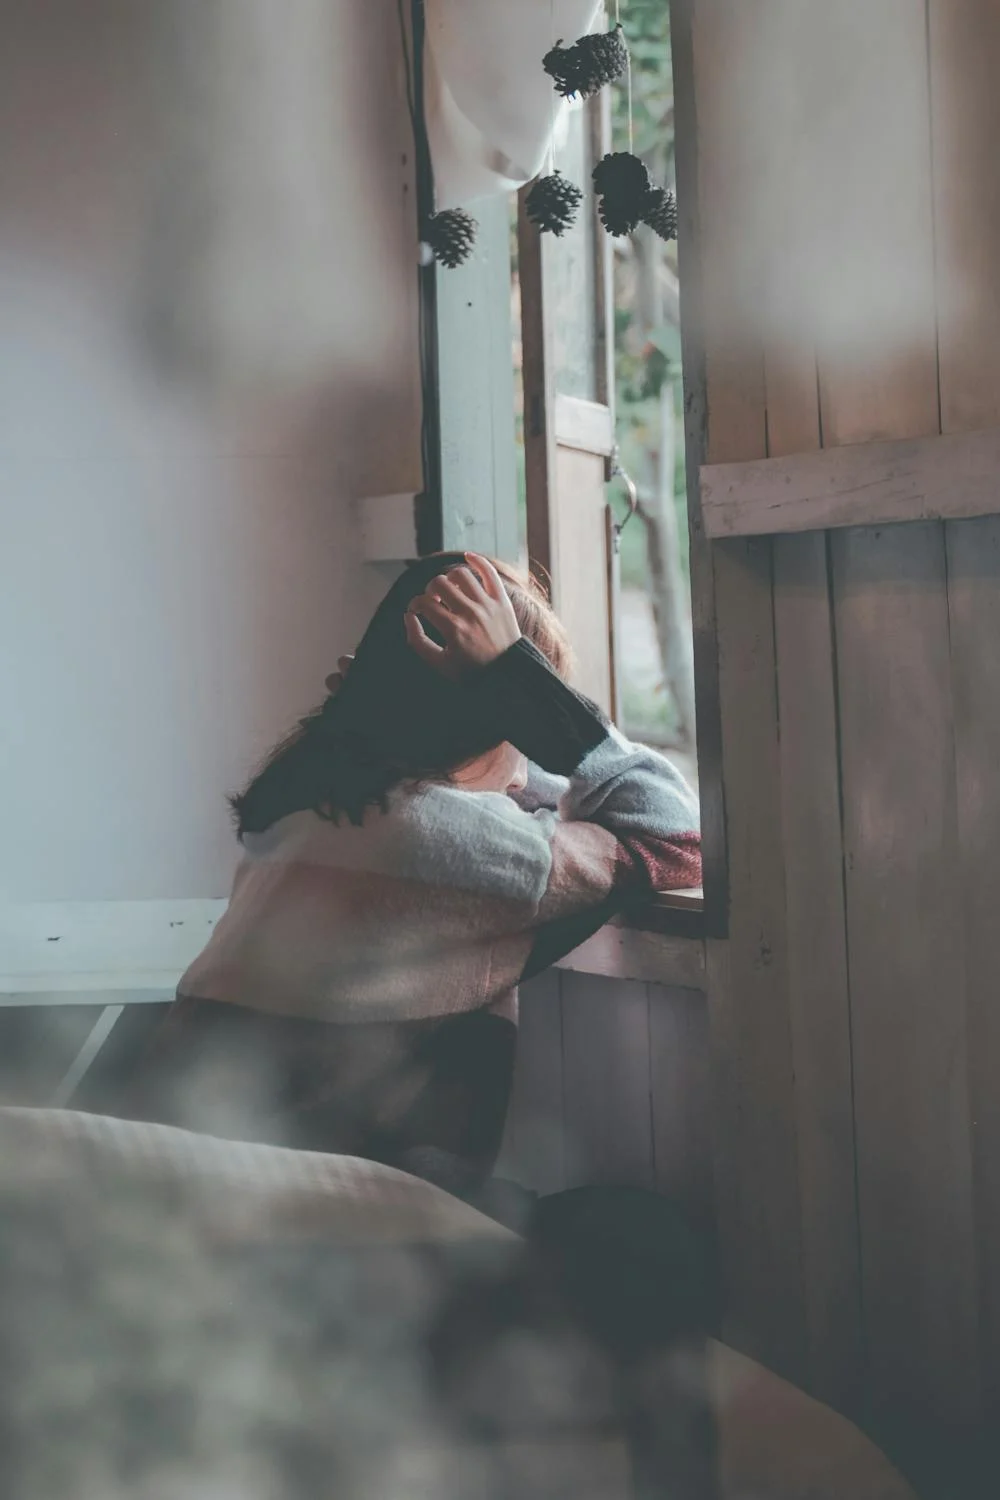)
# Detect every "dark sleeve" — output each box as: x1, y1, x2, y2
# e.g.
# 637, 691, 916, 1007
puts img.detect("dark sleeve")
470, 638, 609, 777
